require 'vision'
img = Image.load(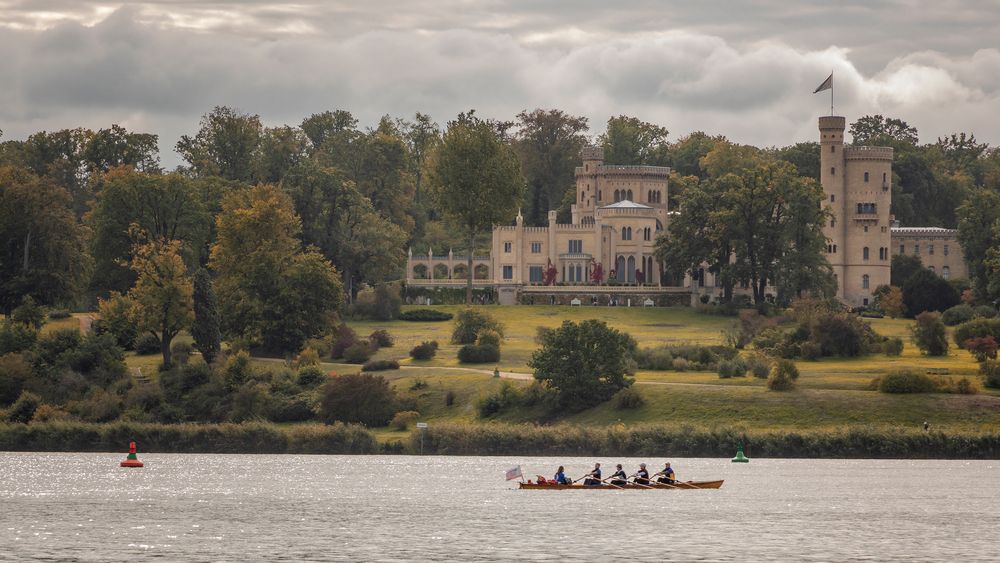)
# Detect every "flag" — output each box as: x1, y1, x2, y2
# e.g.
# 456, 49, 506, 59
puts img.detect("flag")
505, 465, 523, 481
813, 73, 833, 93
